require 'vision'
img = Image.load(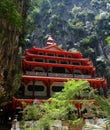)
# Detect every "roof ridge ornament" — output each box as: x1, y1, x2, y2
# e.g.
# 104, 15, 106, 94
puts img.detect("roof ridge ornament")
46, 35, 55, 46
